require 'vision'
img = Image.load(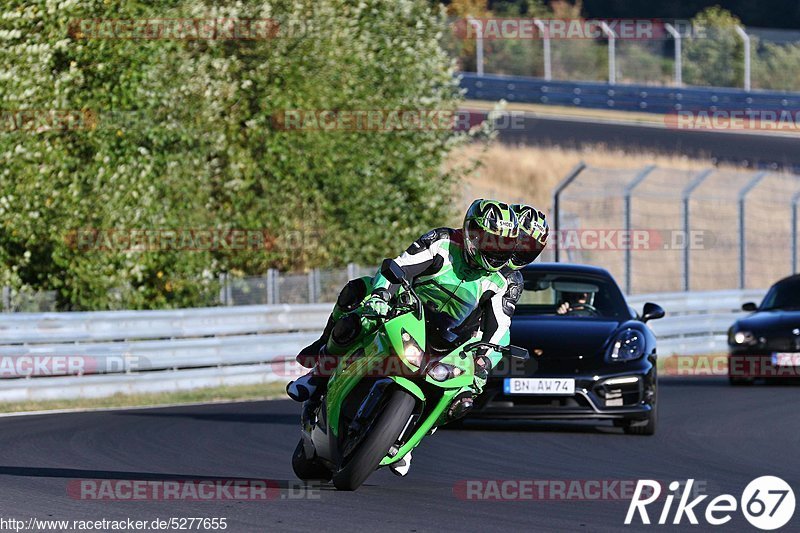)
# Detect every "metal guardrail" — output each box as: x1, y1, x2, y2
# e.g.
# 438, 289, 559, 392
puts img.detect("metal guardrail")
0, 289, 767, 401
460, 72, 800, 114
